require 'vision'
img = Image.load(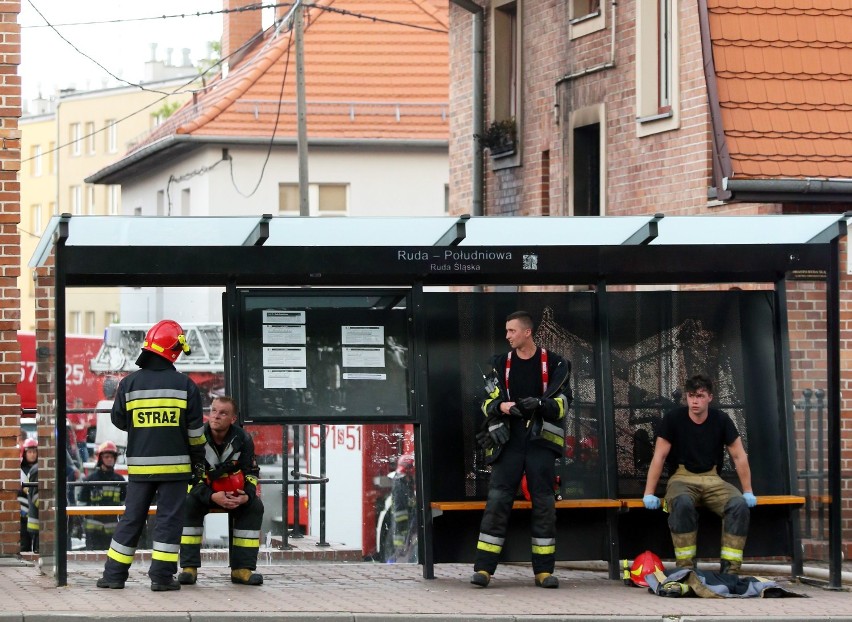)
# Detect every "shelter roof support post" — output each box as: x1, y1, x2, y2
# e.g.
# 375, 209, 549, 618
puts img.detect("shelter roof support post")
411, 282, 435, 579
774, 276, 804, 577
594, 280, 620, 579
827, 237, 842, 590
55, 215, 70, 587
